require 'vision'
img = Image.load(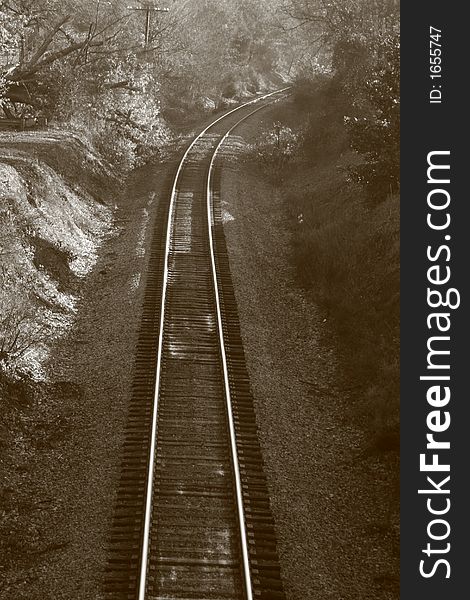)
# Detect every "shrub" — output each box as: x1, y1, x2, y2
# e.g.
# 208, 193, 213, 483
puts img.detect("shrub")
246, 122, 300, 183
344, 34, 400, 200
295, 76, 350, 165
